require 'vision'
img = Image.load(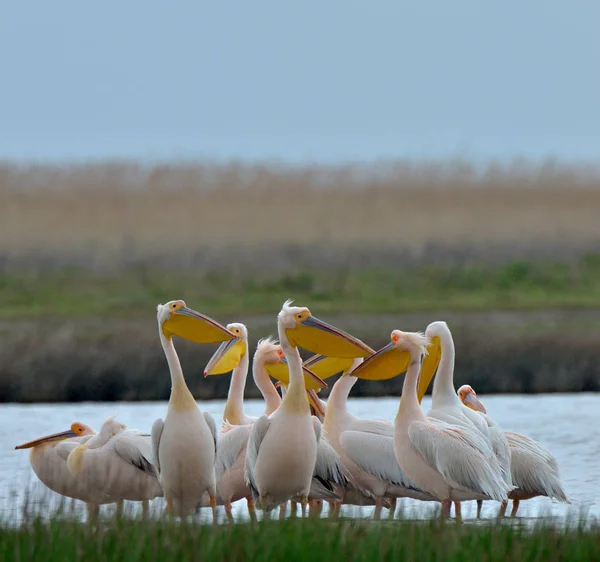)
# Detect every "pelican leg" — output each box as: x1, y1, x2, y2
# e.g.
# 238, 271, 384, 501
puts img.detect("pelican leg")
373, 497, 383, 520
440, 500, 451, 519
141, 500, 149, 520
454, 501, 463, 522
309, 500, 323, 518
300, 496, 308, 518
278, 503, 287, 520
87, 503, 99, 524
115, 500, 124, 519
209, 495, 218, 525
387, 498, 397, 520
224, 501, 234, 523
289, 501, 298, 518
476, 500, 483, 519
328, 501, 339, 519
498, 500, 508, 518
510, 500, 520, 518
246, 496, 257, 523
